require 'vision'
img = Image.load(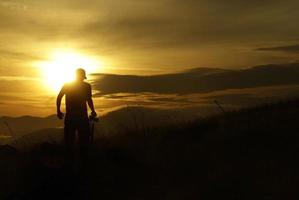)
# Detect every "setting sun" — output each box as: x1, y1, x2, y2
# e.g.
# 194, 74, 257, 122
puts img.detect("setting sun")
37, 50, 100, 92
